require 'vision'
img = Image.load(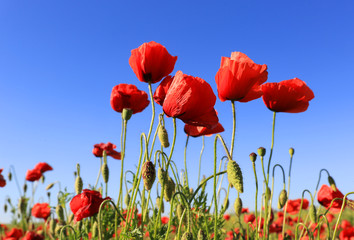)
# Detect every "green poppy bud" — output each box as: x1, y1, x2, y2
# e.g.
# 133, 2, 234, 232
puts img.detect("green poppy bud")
289, 148, 295, 156
4, 204, 8, 213
50, 218, 57, 236
227, 160, 244, 193
75, 176, 83, 194
46, 182, 55, 191
234, 197, 243, 217
176, 204, 185, 223
328, 176, 337, 191
142, 161, 156, 191
92, 222, 98, 238
23, 183, 28, 194
124, 193, 131, 208
164, 176, 175, 202
257, 147, 266, 157
158, 168, 166, 185
56, 205, 65, 223
156, 196, 164, 213
309, 204, 317, 223
102, 162, 109, 183
277, 189, 287, 209
8, 171, 12, 181
158, 125, 170, 148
